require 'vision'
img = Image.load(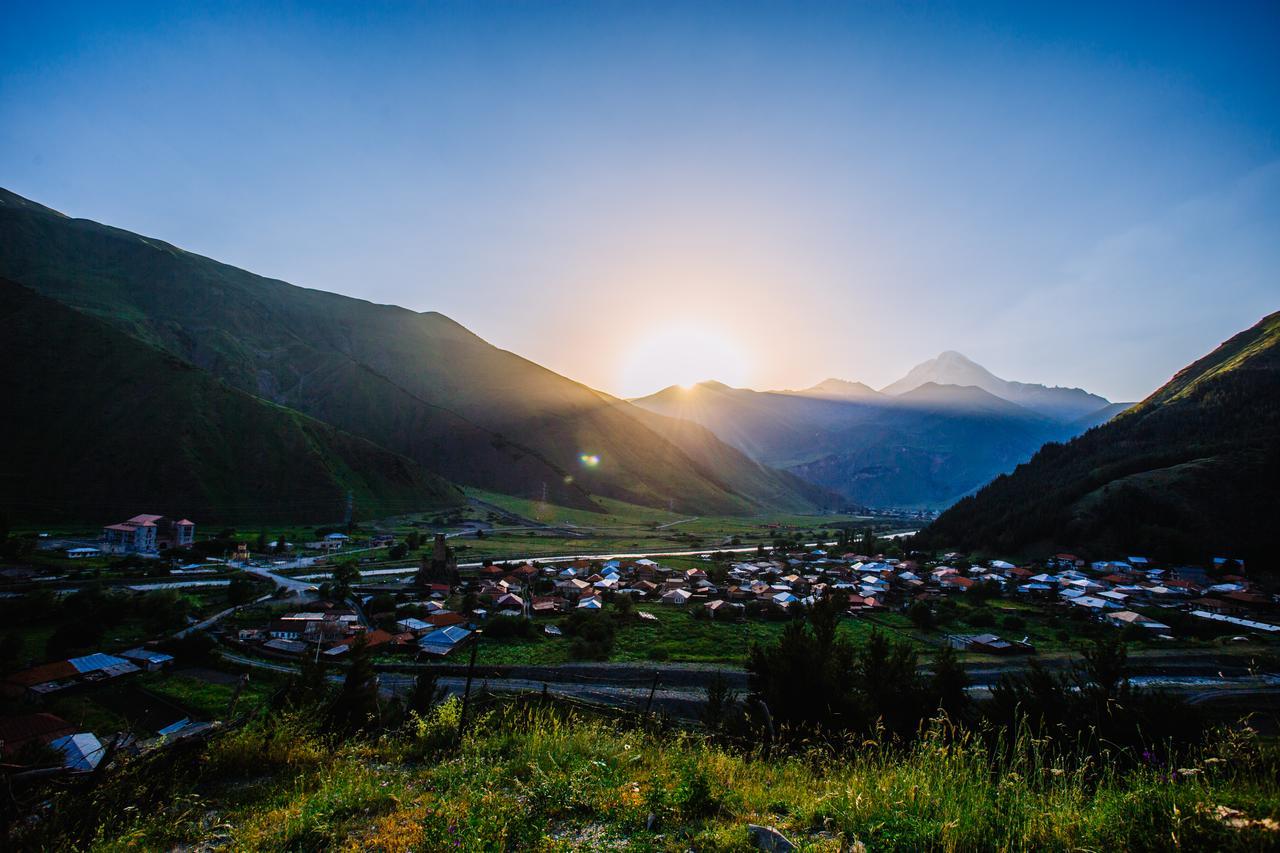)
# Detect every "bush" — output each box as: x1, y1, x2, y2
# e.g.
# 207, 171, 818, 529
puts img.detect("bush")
560, 610, 616, 660
967, 609, 995, 628
1001, 614, 1026, 632
484, 615, 535, 640
908, 601, 934, 631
